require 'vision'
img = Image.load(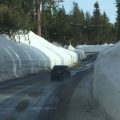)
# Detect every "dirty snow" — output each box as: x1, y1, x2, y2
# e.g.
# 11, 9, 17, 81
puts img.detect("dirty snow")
94, 42, 120, 120
68, 73, 112, 120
